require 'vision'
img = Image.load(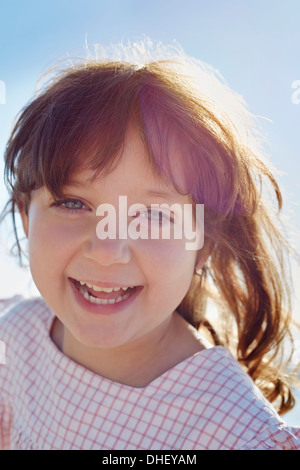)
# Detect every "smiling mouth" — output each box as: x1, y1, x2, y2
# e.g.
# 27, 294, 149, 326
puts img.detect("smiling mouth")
70, 278, 140, 305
